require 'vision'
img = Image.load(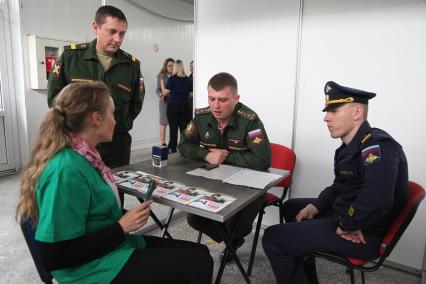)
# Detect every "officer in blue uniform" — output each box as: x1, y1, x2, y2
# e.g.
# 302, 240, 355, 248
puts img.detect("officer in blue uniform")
262, 81, 409, 284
